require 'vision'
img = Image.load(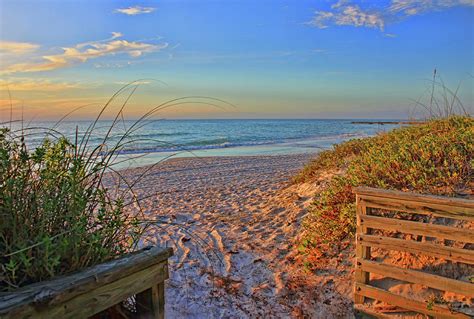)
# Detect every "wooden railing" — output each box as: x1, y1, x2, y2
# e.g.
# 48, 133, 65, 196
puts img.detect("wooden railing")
354, 187, 474, 318
0, 246, 173, 319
